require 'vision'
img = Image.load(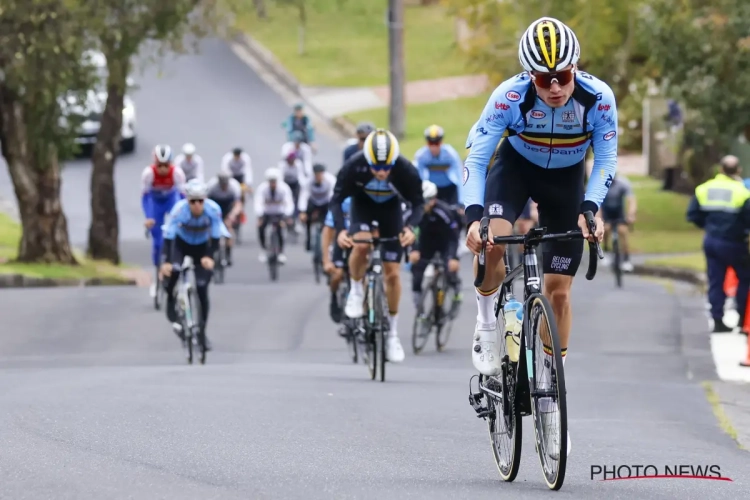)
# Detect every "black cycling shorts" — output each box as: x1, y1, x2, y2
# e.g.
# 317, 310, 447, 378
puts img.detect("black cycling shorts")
437, 184, 458, 206
330, 243, 347, 268
349, 197, 404, 263
601, 207, 625, 223
484, 140, 584, 276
